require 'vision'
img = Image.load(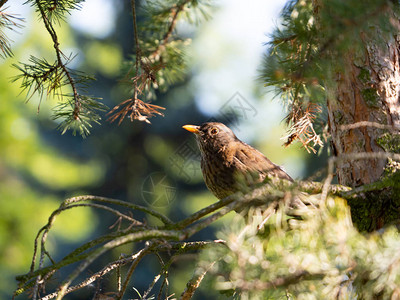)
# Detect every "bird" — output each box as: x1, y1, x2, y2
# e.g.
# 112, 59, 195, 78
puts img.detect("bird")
182, 122, 293, 200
